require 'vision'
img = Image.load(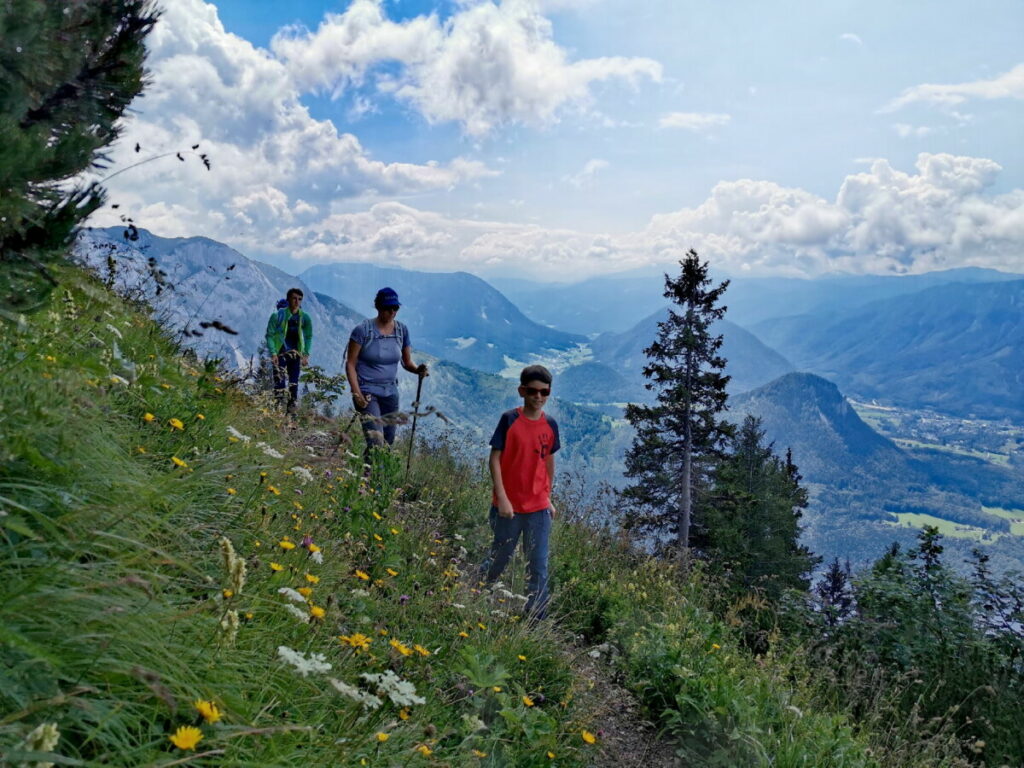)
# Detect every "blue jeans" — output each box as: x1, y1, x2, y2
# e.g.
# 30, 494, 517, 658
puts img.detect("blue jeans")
357, 392, 400, 461
481, 506, 552, 619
